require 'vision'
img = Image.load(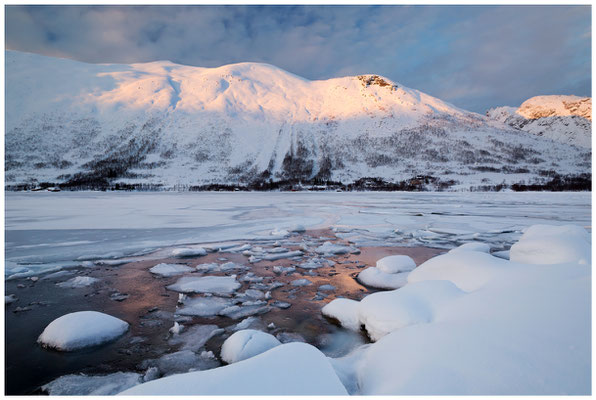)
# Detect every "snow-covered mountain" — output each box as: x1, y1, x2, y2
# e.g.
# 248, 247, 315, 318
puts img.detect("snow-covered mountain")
5, 50, 591, 190
486, 95, 591, 148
